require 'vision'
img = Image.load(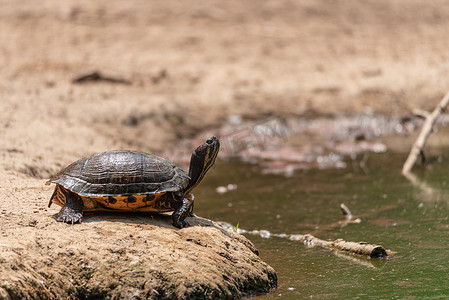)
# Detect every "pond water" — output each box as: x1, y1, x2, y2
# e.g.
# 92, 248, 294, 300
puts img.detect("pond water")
196, 151, 449, 299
